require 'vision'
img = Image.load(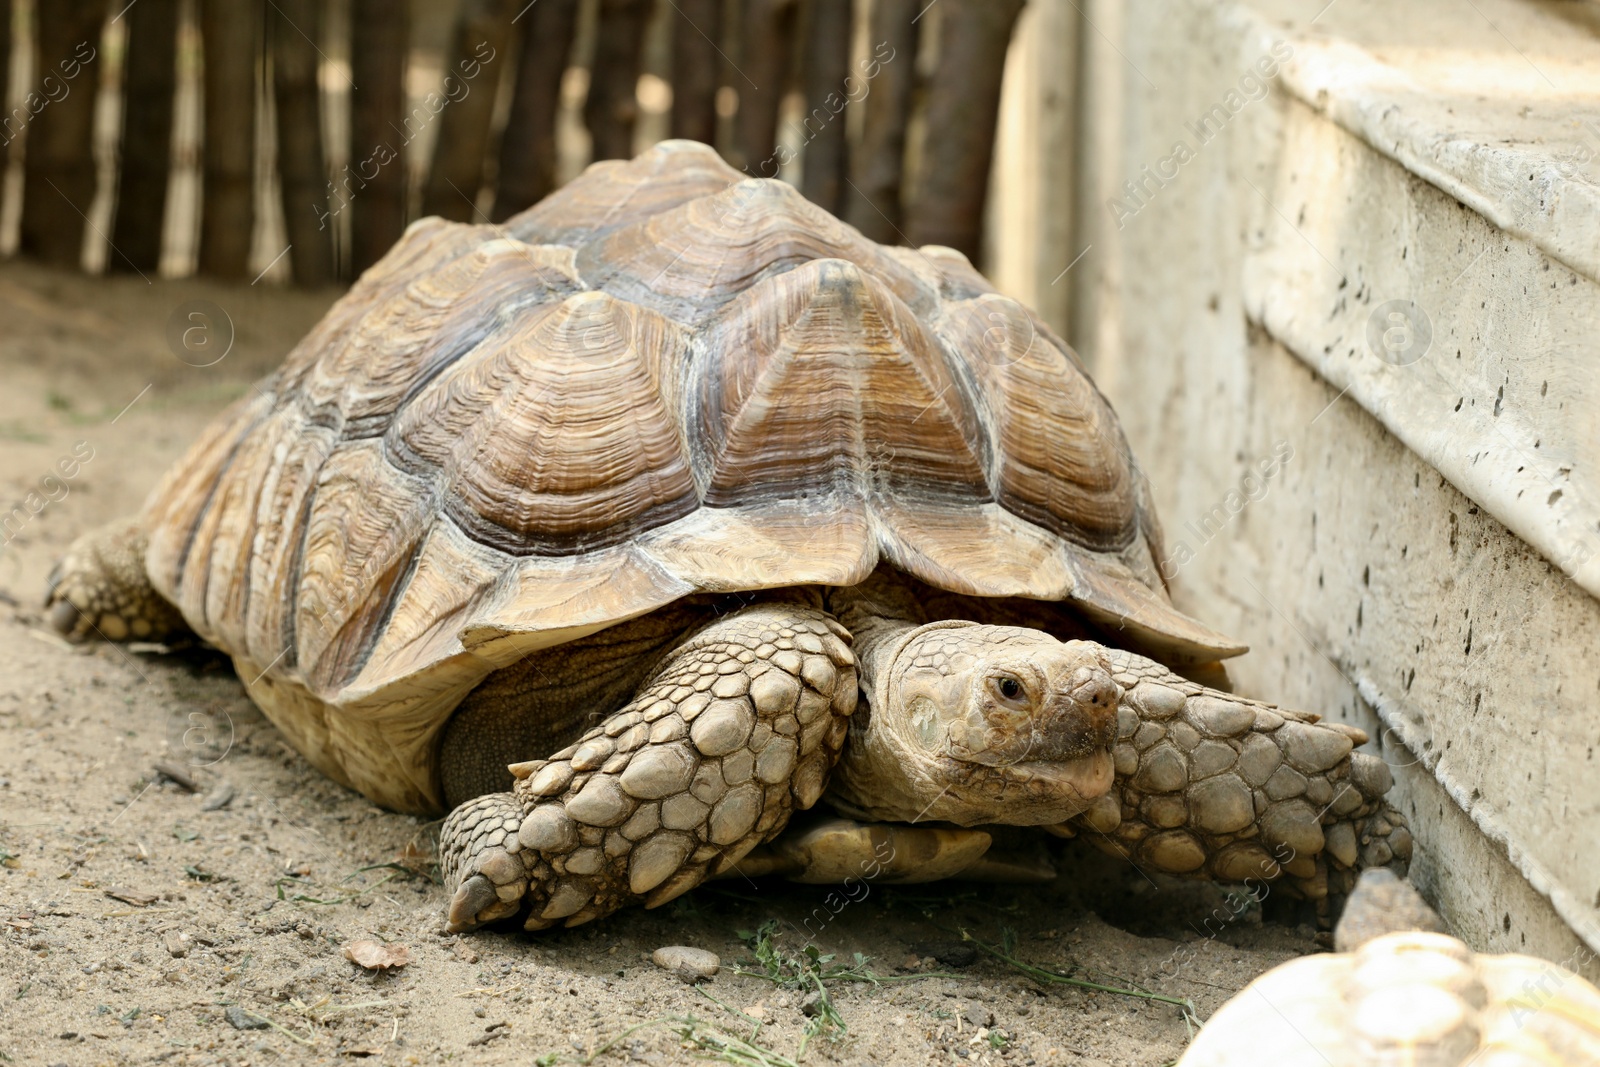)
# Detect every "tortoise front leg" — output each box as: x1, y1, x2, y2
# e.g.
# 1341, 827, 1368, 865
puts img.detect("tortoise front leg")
1071, 647, 1409, 899
441, 602, 858, 932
